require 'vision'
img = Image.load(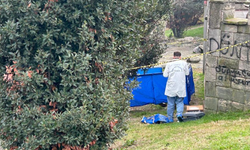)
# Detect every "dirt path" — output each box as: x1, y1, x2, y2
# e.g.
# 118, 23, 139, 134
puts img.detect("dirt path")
158, 44, 204, 70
